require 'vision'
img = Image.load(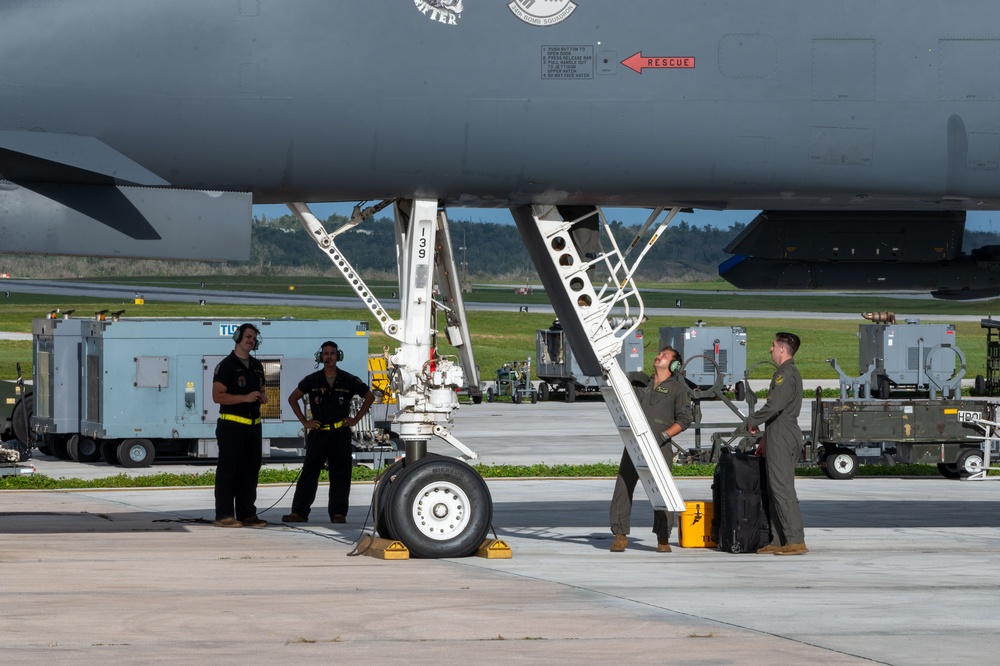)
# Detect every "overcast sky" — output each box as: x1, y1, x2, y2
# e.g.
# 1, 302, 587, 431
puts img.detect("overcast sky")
253, 203, 999, 231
